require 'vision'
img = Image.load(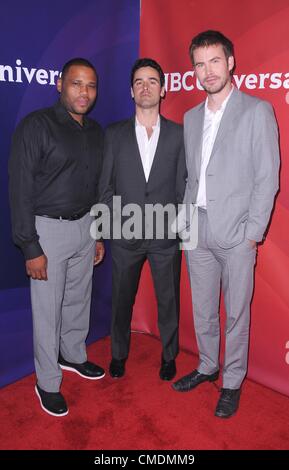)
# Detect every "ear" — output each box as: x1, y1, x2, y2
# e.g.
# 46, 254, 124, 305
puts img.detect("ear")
160, 86, 166, 98
228, 56, 234, 73
56, 78, 62, 93
130, 87, 135, 99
